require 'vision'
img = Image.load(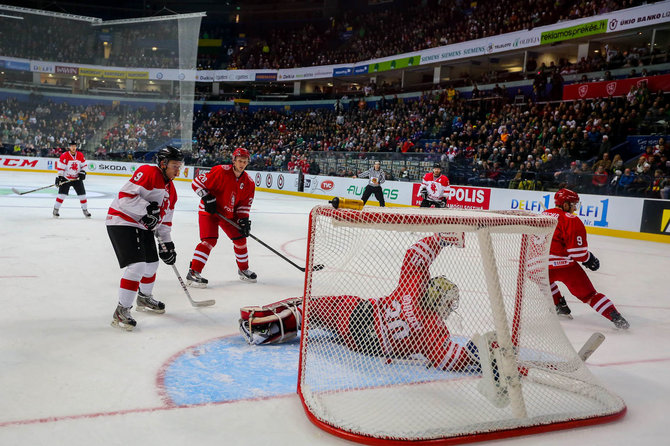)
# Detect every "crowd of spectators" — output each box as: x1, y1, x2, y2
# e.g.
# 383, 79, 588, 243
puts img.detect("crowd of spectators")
0, 97, 106, 157
227, 0, 652, 70
188, 79, 669, 199
0, 15, 183, 68
98, 104, 181, 156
